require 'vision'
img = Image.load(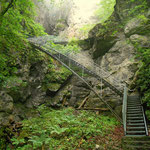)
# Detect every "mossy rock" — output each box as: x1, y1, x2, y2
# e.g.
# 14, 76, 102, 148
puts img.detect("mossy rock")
47, 83, 61, 92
